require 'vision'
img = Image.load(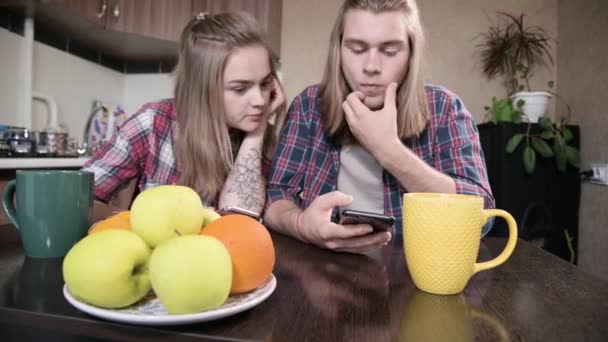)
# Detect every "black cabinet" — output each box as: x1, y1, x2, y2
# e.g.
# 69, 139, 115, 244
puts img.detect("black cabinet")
478, 123, 580, 263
